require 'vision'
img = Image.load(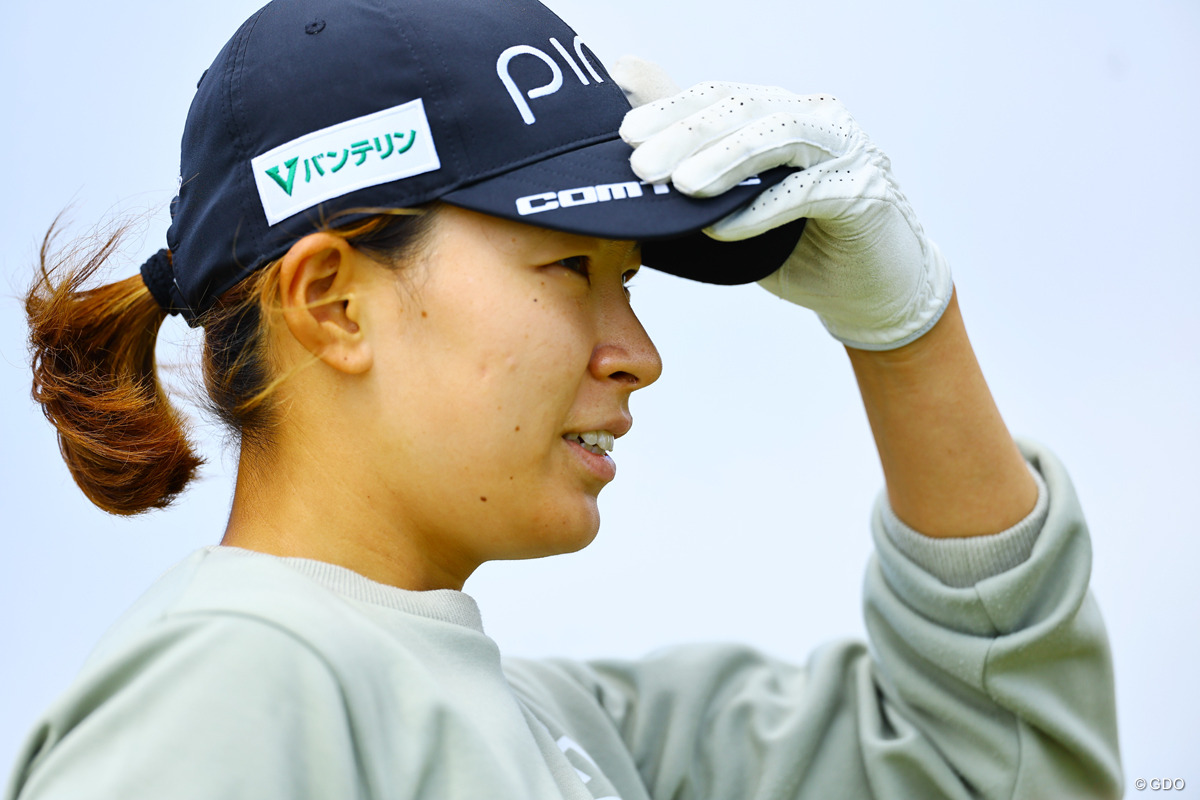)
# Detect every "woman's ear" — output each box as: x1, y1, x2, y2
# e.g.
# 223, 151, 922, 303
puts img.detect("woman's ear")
277, 232, 374, 374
